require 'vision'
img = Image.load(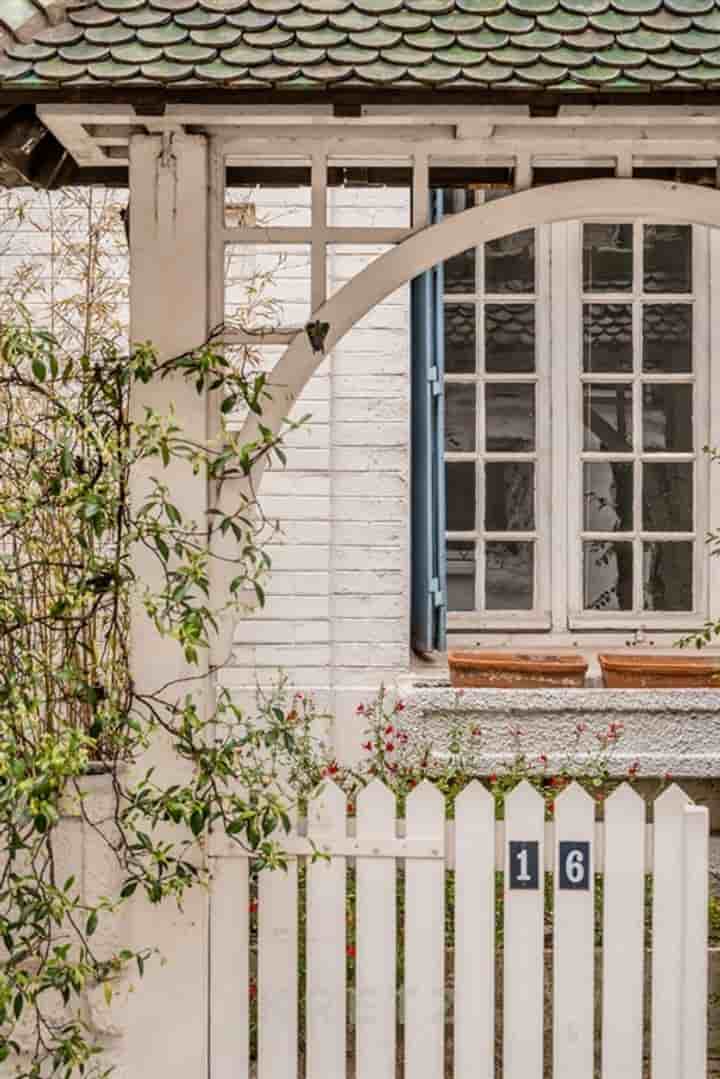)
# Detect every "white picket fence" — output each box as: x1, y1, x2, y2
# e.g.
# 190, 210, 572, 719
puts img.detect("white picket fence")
209, 779, 709, 1079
